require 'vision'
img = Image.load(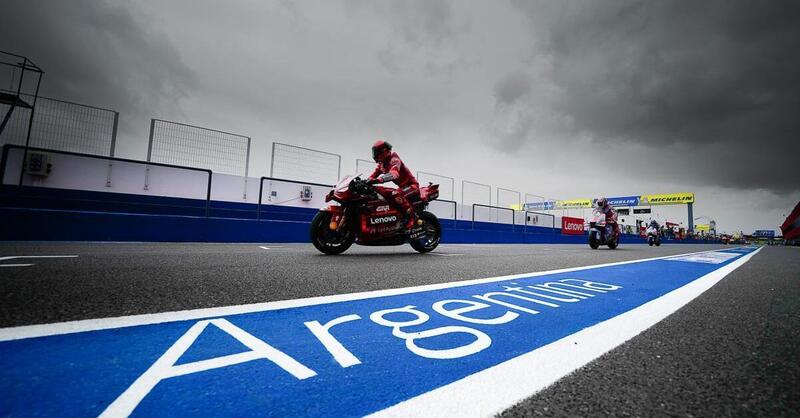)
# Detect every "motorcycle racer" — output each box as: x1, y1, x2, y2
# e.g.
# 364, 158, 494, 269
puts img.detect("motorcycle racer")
595, 197, 621, 238
367, 140, 420, 230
